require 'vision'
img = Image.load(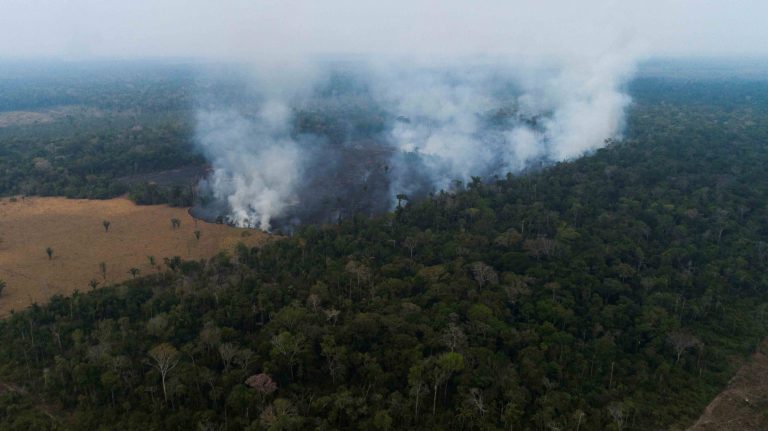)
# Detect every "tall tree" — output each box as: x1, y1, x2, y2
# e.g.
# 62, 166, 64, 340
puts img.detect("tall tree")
148, 343, 180, 403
